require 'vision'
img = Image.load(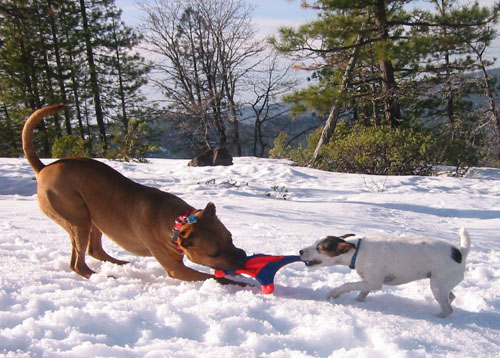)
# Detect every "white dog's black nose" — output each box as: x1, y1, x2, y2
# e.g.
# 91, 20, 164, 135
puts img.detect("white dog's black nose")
299, 249, 304, 255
